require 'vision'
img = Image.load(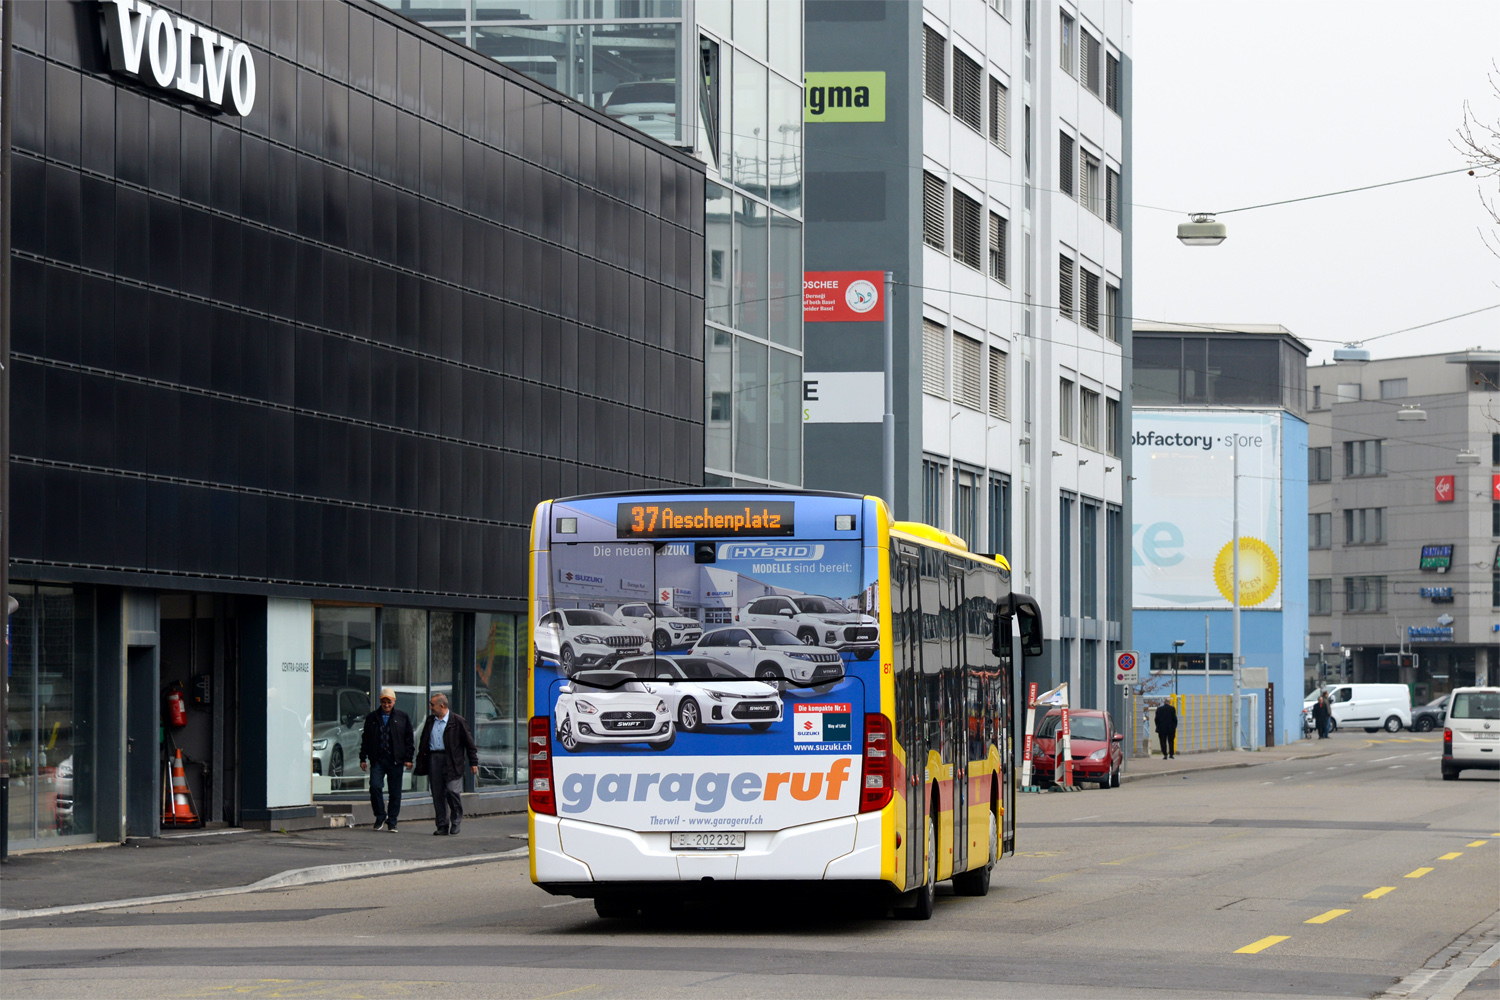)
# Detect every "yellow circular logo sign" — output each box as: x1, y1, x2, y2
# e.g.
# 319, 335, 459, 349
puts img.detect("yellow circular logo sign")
1213, 537, 1280, 606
